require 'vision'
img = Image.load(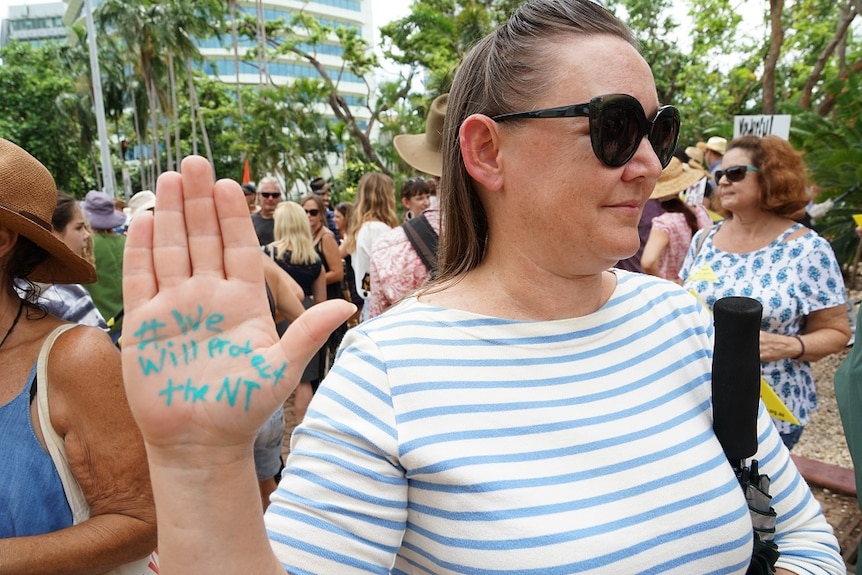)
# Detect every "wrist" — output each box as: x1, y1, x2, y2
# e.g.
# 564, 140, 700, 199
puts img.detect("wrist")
791, 335, 805, 359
